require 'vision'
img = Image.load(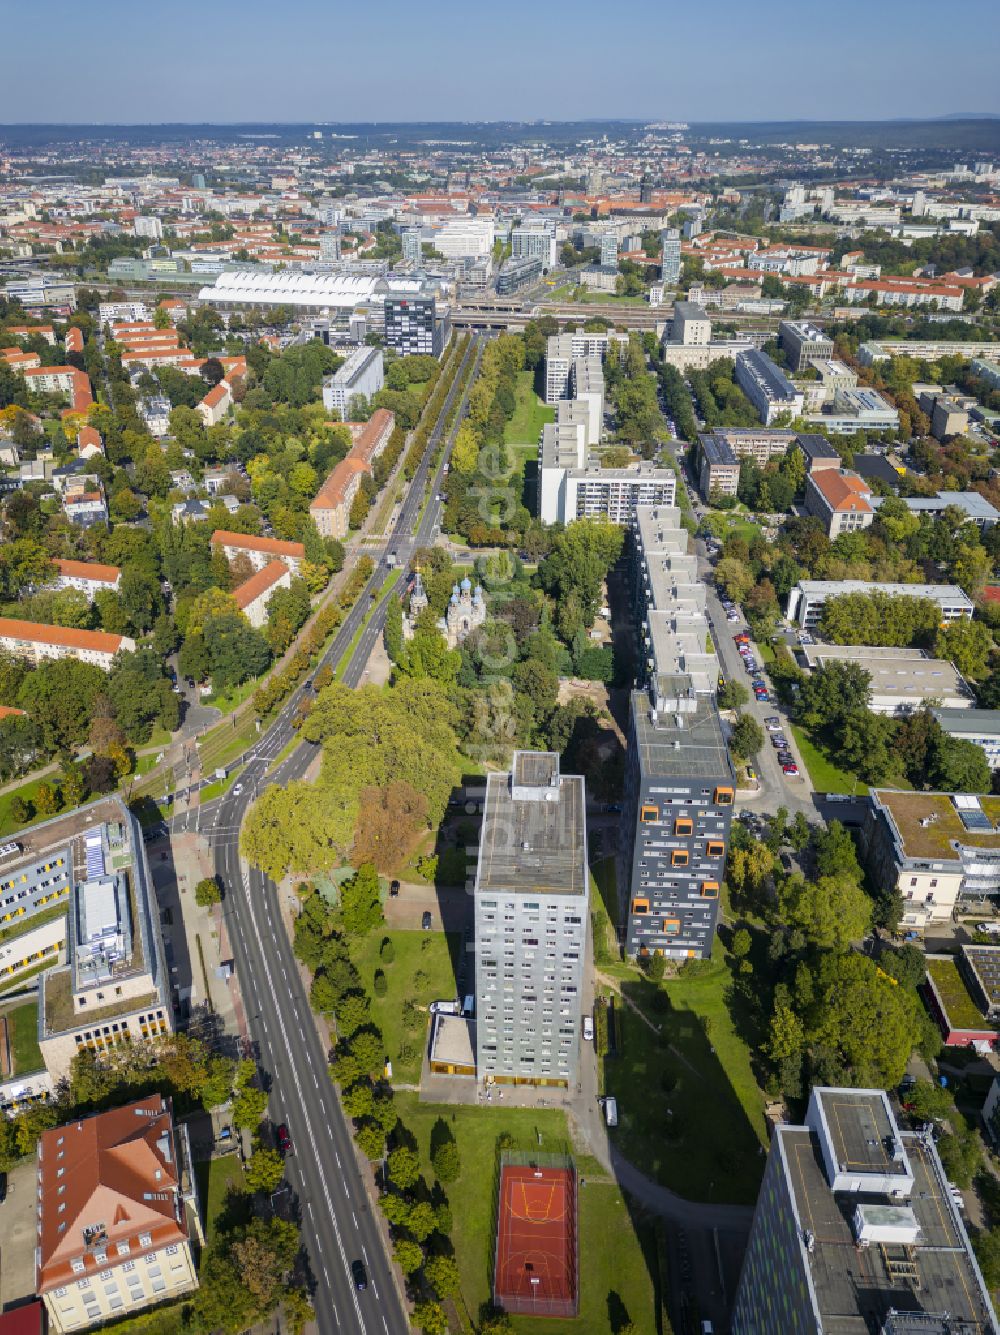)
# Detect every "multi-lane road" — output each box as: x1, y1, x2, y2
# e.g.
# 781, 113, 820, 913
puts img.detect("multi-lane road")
202, 334, 483, 1335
